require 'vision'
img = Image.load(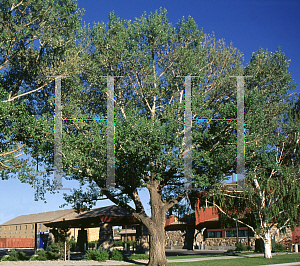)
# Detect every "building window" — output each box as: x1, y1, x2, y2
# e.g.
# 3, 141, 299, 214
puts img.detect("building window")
225, 230, 248, 238
25, 231, 27, 233
25, 225, 27, 230
226, 230, 236, 237
207, 231, 222, 238
15, 226, 18, 230
39, 224, 41, 229
19, 225, 21, 230
32, 224, 34, 229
